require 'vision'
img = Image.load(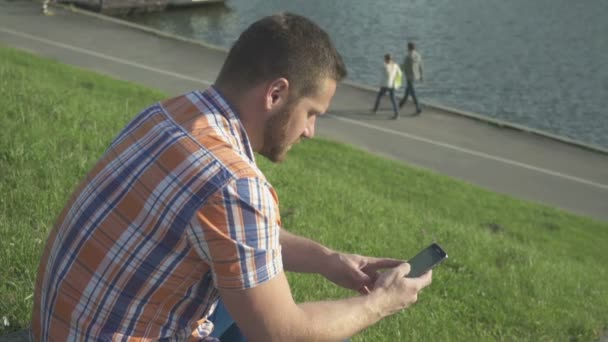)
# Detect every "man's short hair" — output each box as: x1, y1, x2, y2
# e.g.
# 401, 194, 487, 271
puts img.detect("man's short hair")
408, 42, 415, 51
216, 12, 347, 98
